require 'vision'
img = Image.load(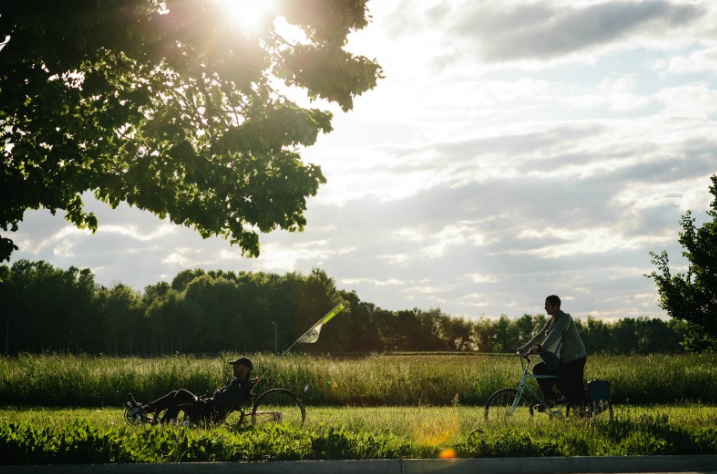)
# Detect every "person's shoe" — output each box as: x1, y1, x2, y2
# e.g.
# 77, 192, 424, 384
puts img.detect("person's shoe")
126, 393, 152, 422
127, 393, 143, 411
533, 400, 556, 412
